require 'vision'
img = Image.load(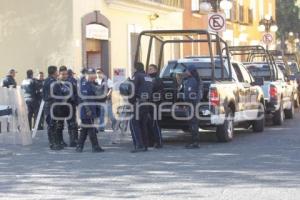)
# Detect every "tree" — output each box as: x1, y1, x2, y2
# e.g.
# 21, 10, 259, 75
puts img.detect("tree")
276, 0, 300, 37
